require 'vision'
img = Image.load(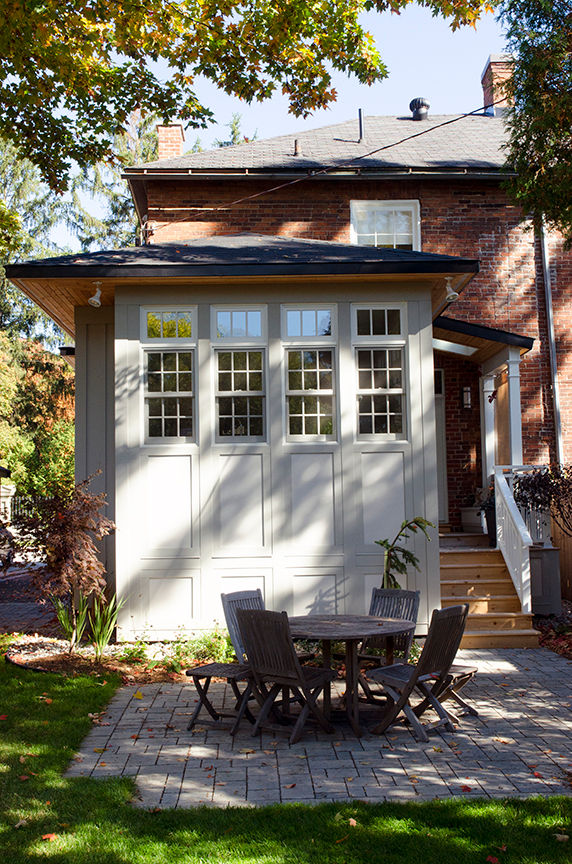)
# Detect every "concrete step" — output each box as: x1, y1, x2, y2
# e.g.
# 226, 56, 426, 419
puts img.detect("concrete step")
439, 532, 490, 549
441, 578, 514, 597
442, 595, 521, 613
465, 612, 533, 631
461, 629, 539, 649
440, 548, 504, 566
